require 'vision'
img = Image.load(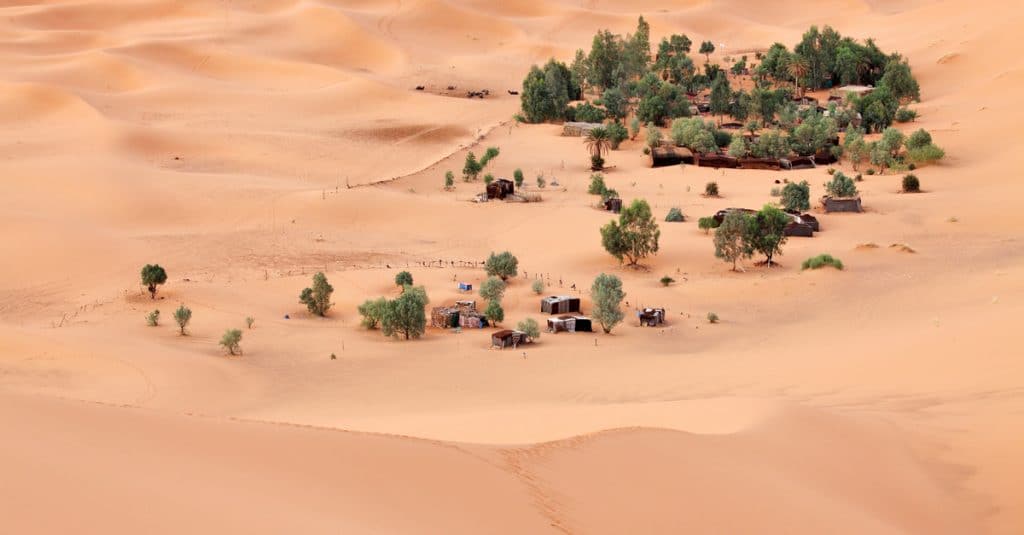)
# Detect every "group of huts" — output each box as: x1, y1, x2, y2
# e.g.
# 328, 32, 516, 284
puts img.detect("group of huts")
712, 208, 821, 237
